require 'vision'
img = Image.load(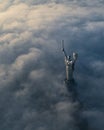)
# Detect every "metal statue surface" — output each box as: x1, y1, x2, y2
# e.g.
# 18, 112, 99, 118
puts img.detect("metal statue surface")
61, 40, 78, 81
